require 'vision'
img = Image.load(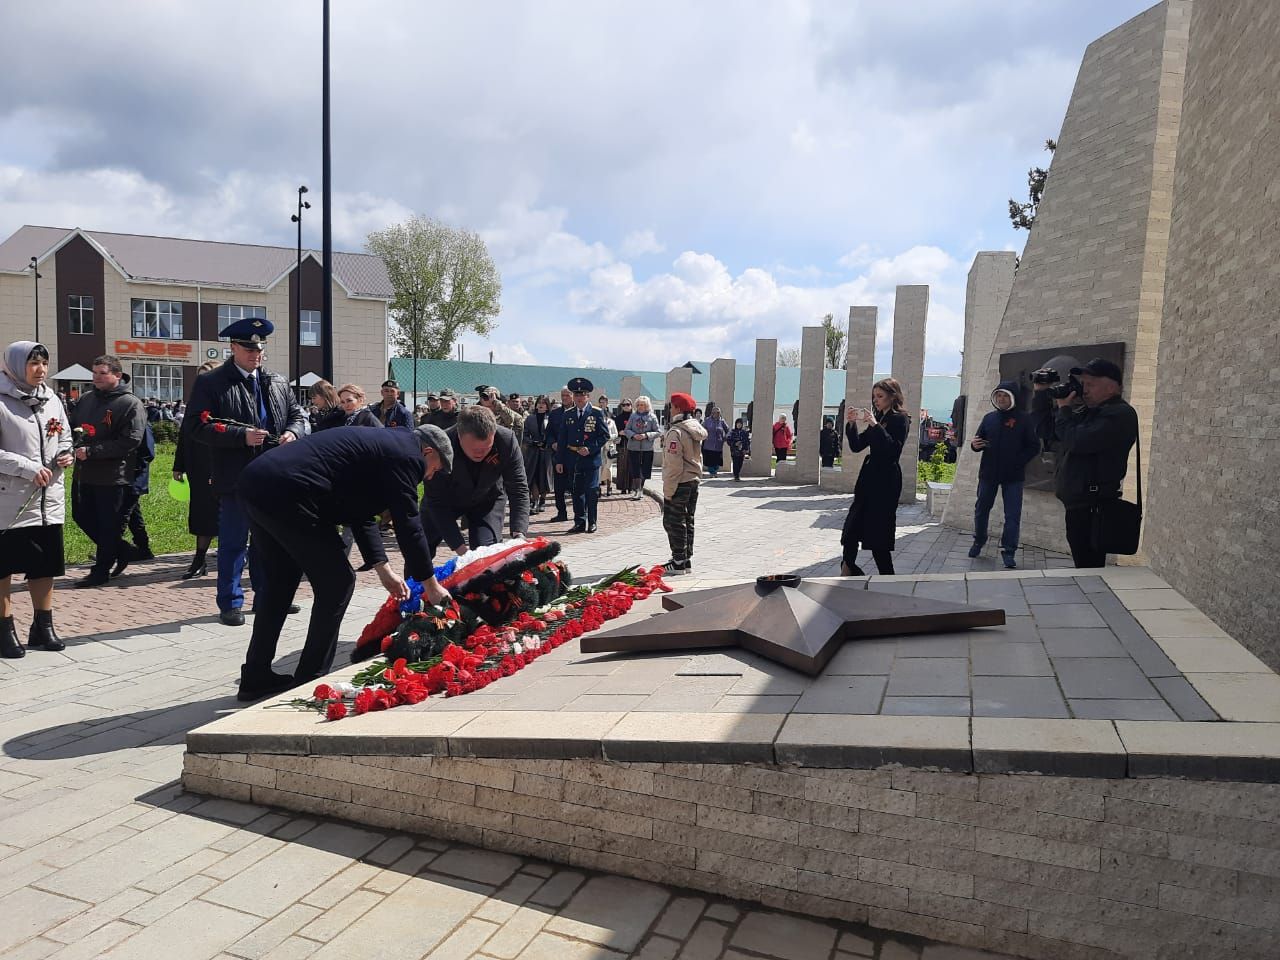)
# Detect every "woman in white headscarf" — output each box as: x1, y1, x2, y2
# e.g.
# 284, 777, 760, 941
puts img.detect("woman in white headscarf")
0, 341, 73, 658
